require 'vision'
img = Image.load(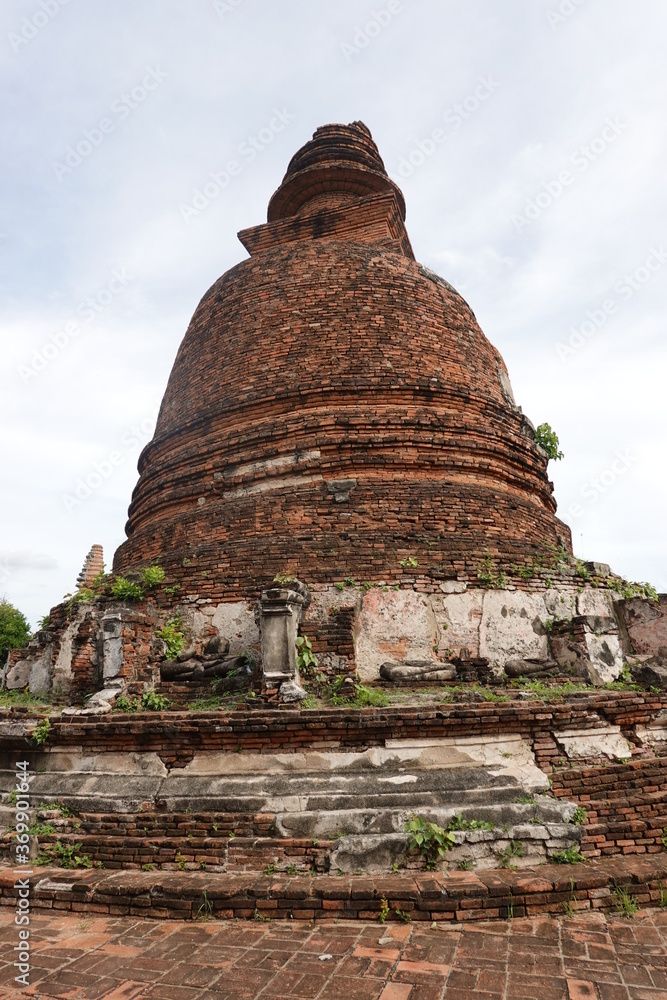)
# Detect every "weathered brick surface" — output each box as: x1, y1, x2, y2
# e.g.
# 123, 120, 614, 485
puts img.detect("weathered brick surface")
1, 855, 664, 924
113, 121, 572, 597
4, 692, 667, 861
